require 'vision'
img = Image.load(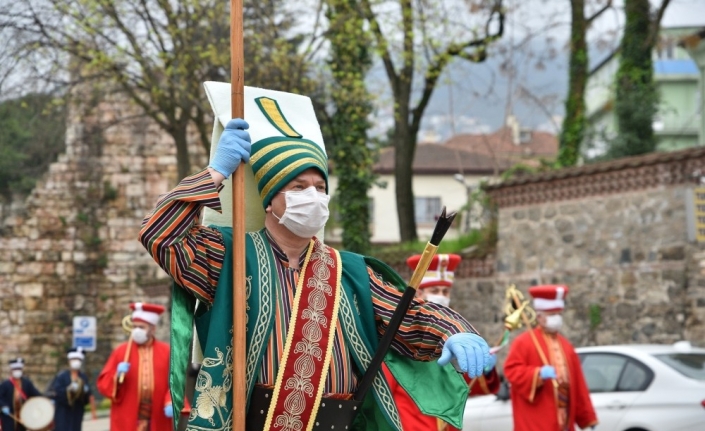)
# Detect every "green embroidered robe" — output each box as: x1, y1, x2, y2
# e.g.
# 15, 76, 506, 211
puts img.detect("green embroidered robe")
170, 228, 468, 431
